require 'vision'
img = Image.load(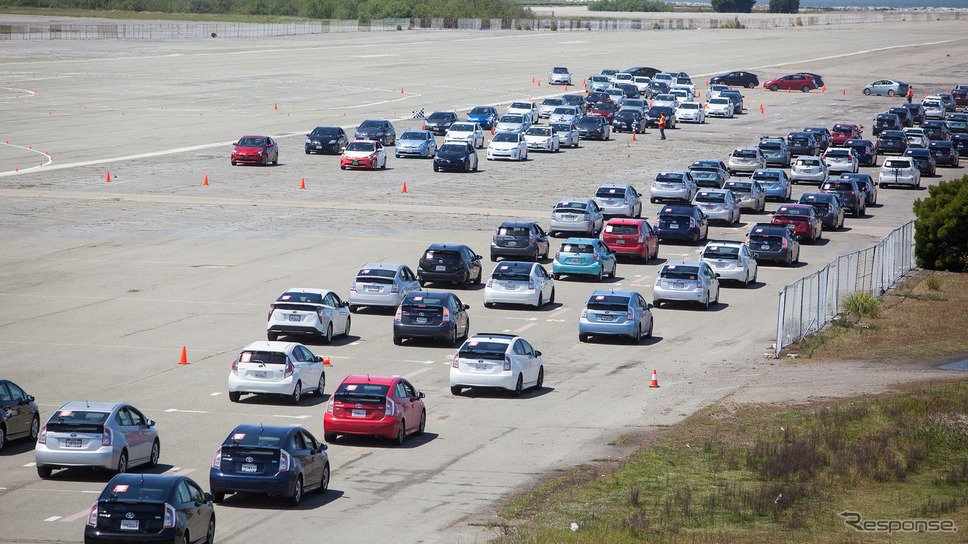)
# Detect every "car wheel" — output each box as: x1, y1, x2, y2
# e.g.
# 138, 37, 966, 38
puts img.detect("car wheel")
288, 476, 303, 507
653, 300, 662, 308
512, 375, 524, 397
770, 84, 779, 92
596, 267, 604, 282
183, 532, 189, 544
290, 381, 302, 405
343, 316, 351, 336
608, 263, 616, 279
228, 391, 241, 402
801, 85, 810, 93
272, 154, 278, 165
30, 415, 39, 441
535, 293, 543, 309
579, 333, 589, 343
213, 492, 225, 503
348, 304, 358, 313
747, 82, 756, 89
324, 433, 337, 443
37, 465, 52, 479
714, 289, 720, 305
645, 319, 654, 338
864, 88, 872, 96
323, 323, 333, 344
473, 160, 478, 172
117, 450, 128, 474
305, 149, 311, 155
267, 331, 279, 341
394, 421, 406, 446
451, 386, 463, 396
0, 424, 5, 453
889, 90, 895, 97
549, 288, 555, 304
449, 326, 459, 347
319, 463, 330, 494
148, 440, 160, 467
340, 165, 346, 170
534, 366, 544, 390
314, 375, 325, 397
433, 163, 439, 172
231, 160, 237, 166
264, 155, 270, 166
204, 517, 216, 544
416, 411, 426, 436
553, 273, 561, 280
